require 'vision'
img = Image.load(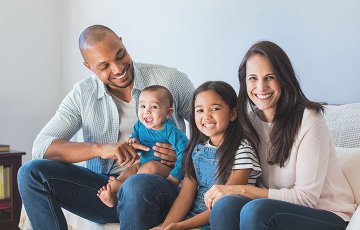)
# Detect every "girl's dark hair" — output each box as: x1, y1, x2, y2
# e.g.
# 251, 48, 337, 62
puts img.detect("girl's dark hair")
238, 41, 324, 167
183, 81, 248, 184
